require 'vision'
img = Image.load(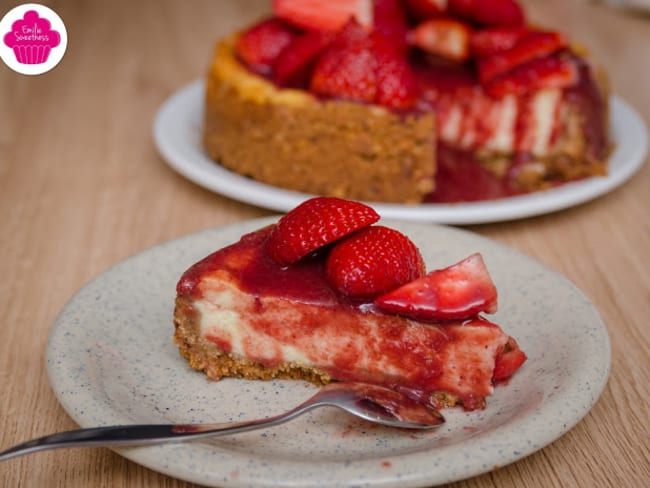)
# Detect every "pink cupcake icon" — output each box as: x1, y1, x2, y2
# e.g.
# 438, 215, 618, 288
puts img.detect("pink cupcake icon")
3, 9, 61, 64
